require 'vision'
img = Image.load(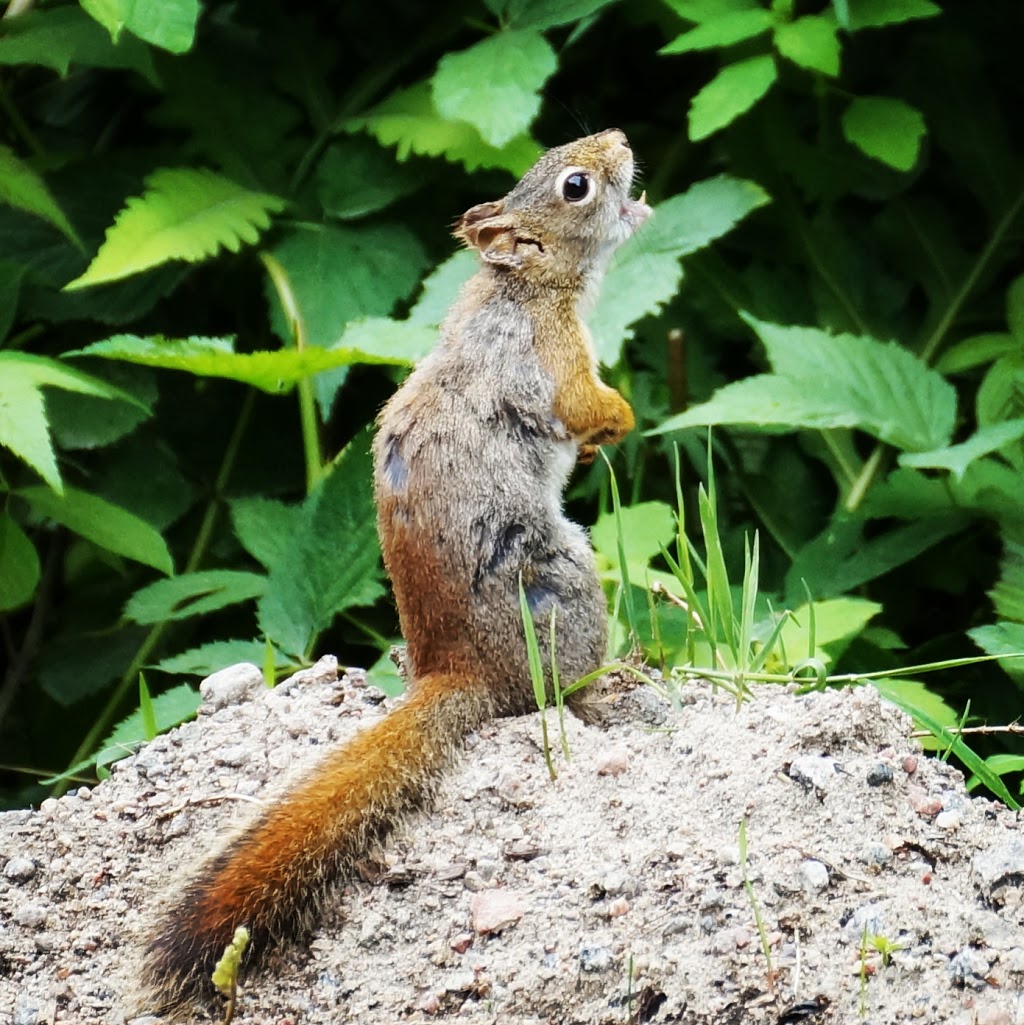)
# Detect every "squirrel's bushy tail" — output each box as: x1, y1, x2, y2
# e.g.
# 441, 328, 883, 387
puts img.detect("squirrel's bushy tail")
143, 672, 491, 1010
